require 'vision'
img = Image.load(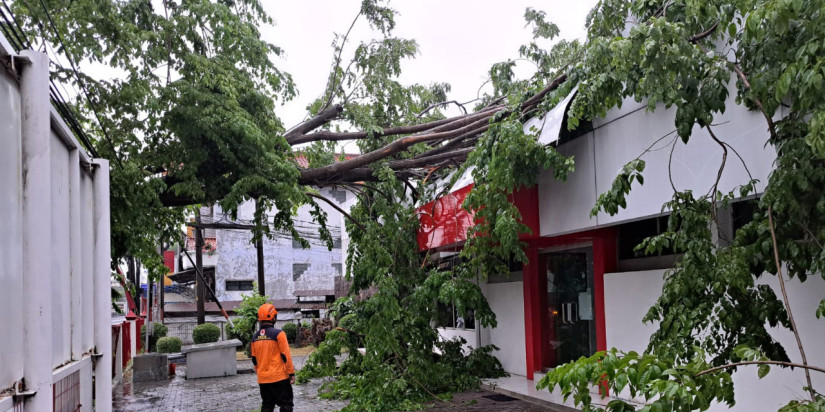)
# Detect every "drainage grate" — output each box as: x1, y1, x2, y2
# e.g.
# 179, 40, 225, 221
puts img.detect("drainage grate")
482, 394, 518, 402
